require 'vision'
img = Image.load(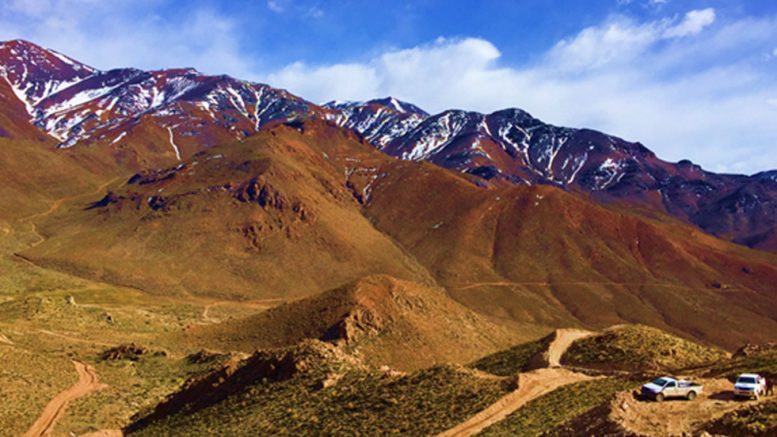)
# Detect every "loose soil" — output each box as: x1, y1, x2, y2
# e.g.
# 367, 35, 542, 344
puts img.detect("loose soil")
612, 378, 772, 437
